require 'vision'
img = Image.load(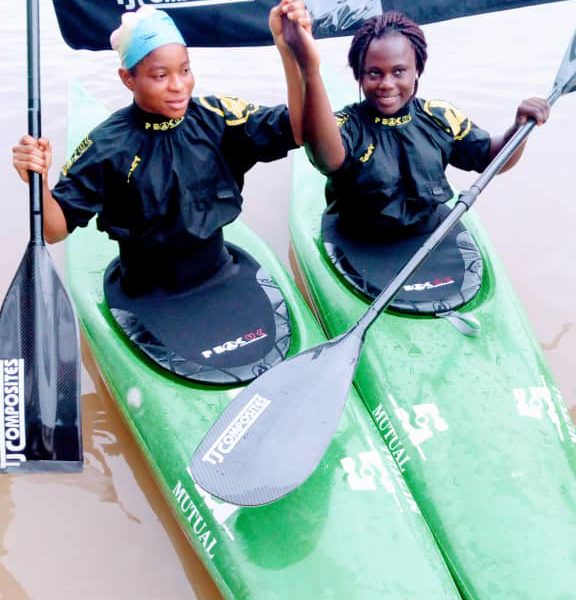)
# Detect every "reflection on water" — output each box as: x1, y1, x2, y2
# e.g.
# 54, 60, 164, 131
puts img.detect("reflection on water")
1, 0, 576, 597
0, 339, 221, 600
